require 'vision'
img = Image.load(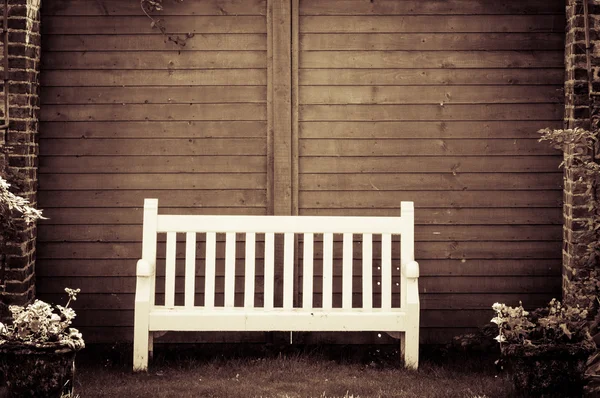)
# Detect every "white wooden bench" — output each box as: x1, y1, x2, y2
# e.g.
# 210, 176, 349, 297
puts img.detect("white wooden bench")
133, 199, 420, 371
